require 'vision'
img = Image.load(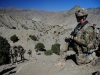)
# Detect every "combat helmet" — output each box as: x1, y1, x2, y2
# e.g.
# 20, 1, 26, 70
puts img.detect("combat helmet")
75, 8, 88, 19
